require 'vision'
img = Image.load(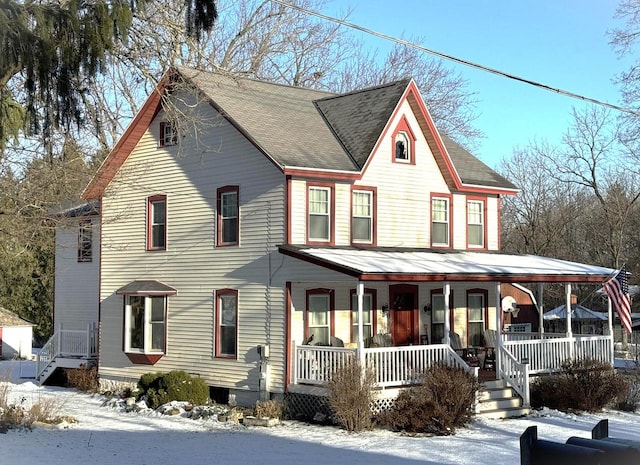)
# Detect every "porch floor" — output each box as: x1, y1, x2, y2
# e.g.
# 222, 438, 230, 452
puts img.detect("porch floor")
478, 367, 497, 384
